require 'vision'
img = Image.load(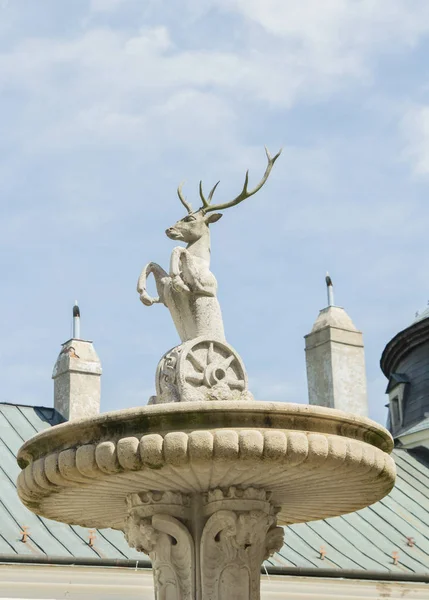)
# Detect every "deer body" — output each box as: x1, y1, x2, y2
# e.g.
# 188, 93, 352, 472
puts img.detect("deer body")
138, 211, 225, 342
137, 147, 281, 345
163, 265, 225, 342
